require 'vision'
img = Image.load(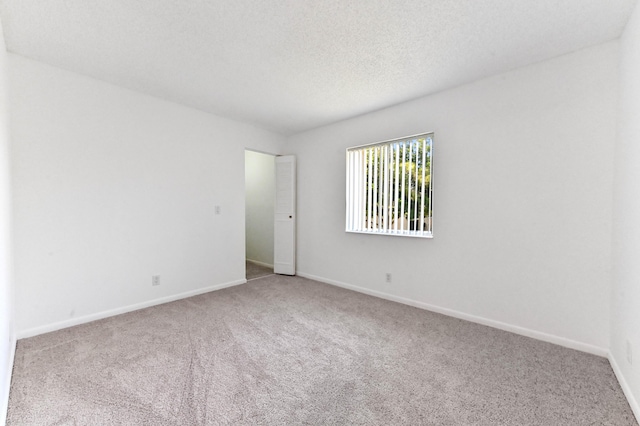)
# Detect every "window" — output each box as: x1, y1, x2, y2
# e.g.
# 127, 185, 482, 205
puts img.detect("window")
346, 133, 433, 238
